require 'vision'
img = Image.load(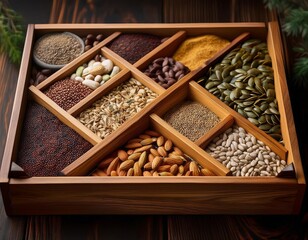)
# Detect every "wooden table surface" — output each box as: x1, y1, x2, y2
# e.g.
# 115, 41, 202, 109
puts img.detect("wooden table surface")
1, 0, 307, 239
